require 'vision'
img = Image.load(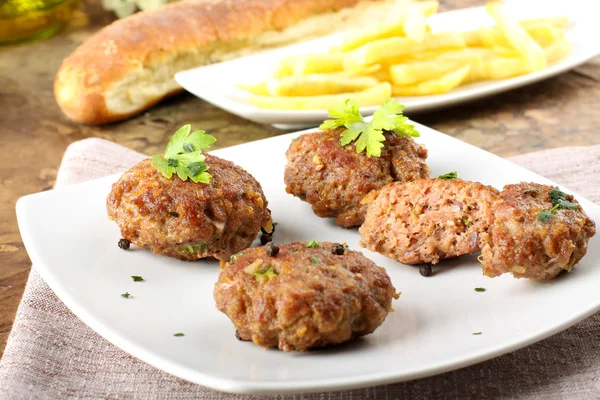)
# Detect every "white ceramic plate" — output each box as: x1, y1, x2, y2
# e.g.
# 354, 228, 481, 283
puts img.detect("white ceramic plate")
175, 0, 600, 127
17, 124, 600, 395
